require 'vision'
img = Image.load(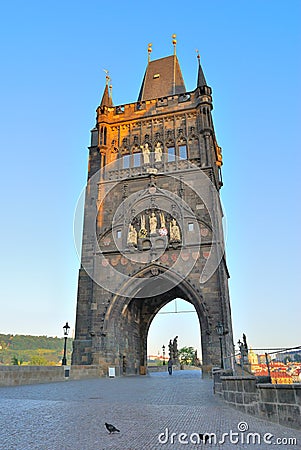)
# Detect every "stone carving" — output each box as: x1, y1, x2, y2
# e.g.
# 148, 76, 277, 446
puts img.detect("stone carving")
159, 212, 166, 228
139, 215, 147, 238
154, 142, 162, 162
238, 333, 249, 364
173, 336, 179, 361
127, 224, 137, 246
149, 212, 157, 235
168, 336, 179, 363
140, 143, 150, 164
159, 212, 168, 236
170, 218, 181, 242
